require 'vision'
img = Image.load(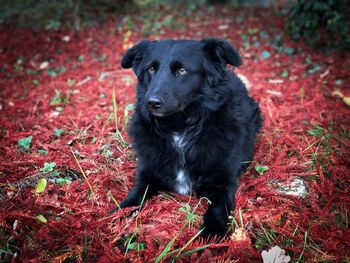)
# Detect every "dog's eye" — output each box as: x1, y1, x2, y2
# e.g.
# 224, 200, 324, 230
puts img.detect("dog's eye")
177, 68, 188, 76
148, 67, 155, 74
